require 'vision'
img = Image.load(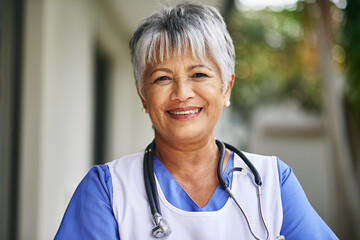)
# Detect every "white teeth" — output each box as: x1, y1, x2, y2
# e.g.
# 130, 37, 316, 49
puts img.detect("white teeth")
169, 108, 201, 115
